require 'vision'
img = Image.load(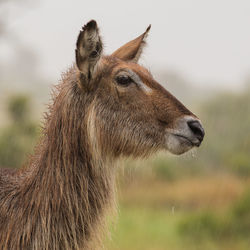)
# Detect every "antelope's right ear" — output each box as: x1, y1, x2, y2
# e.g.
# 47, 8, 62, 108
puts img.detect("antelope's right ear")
75, 20, 103, 81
